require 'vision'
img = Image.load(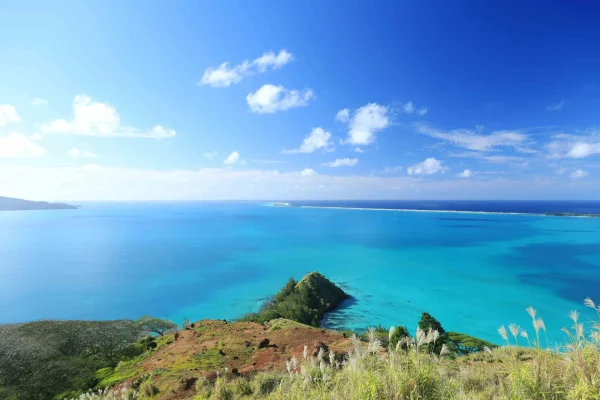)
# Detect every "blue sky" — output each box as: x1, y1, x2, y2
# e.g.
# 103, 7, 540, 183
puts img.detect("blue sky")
1, 1, 600, 200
